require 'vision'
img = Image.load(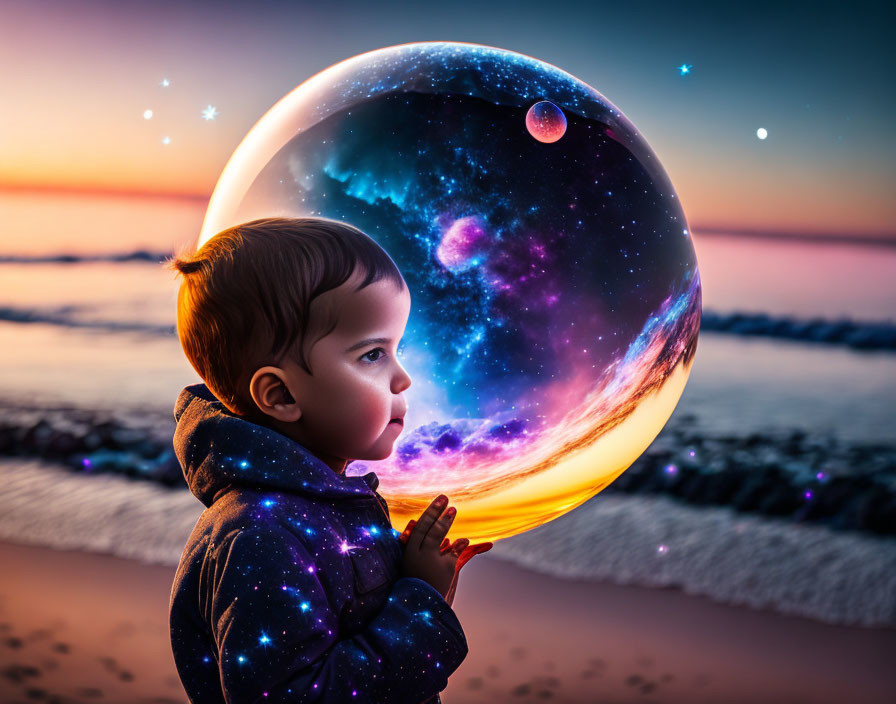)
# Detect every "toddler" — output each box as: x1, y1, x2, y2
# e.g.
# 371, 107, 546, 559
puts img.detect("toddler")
165, 217, 491, 703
